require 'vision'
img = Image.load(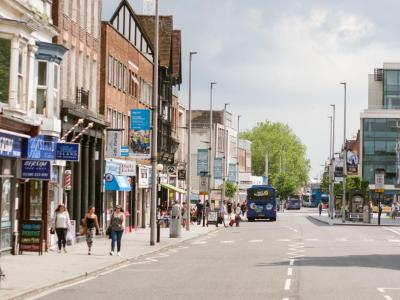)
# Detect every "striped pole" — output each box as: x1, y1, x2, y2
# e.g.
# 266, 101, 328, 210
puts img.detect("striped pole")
60, 118, 85, 141
71, 122, 94, 142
